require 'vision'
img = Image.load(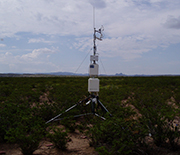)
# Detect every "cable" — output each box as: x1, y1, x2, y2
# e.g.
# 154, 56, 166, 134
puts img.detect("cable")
74, 48, 92, 74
